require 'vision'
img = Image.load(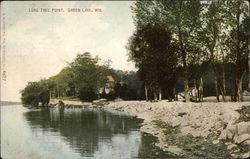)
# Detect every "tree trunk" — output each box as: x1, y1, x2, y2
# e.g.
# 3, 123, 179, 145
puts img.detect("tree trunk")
184, 78, 190, 102
220, 43, 227, 102
173, 87, 177, 101
230, 87, 234, 101
144, 86, 148, 101
159, 87, 162, 101
211, 52, 219, 102
57, 83, 60, 98
215, 77, 220, 102
236, 71, 246, 102
229, 67, 235, 101
222, 69, 227, 102
177, 19, 190, 102
235, 1, 243, 102
198, 77, 203, 102
236, 79, 243, 102
154, 91, 158, 102
149, 86, 153, 102
194, 80, 198, 102
218, 83, 226, 102
53, 88, 56, 98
